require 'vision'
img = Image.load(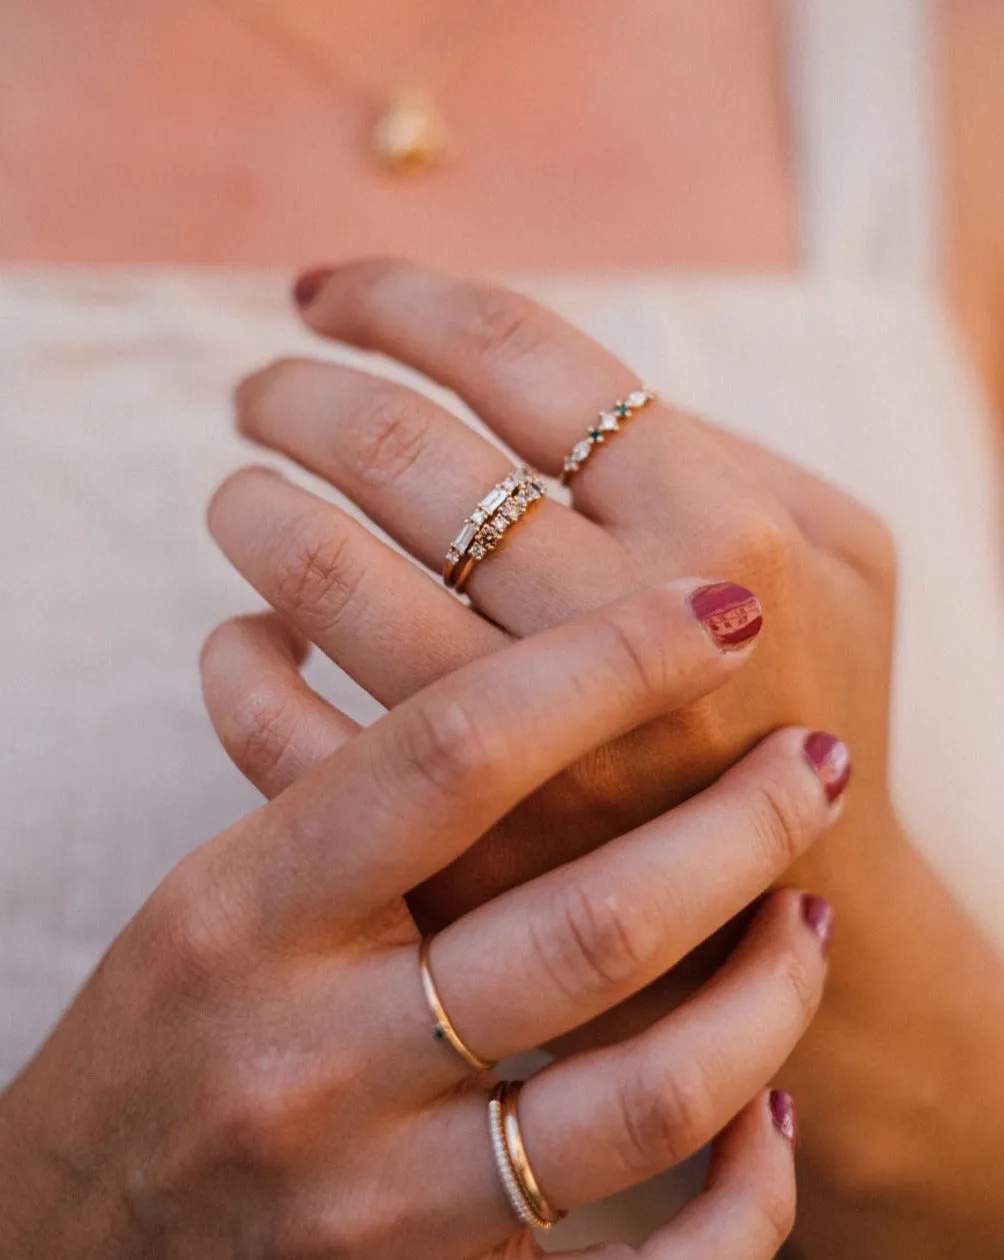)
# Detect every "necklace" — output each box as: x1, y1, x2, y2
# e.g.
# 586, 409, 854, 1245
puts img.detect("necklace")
208, 0, 508, 173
